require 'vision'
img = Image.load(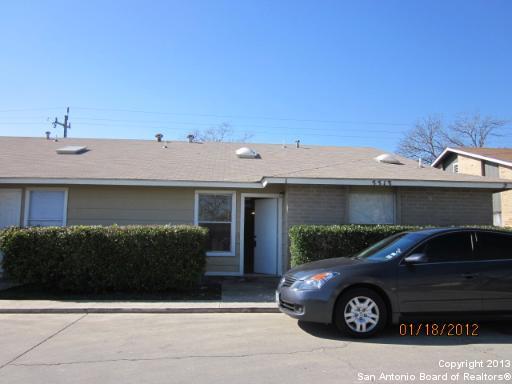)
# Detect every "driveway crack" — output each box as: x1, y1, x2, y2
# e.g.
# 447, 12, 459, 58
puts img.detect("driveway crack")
0, 314, 88, 370
10, 343, 351, 367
